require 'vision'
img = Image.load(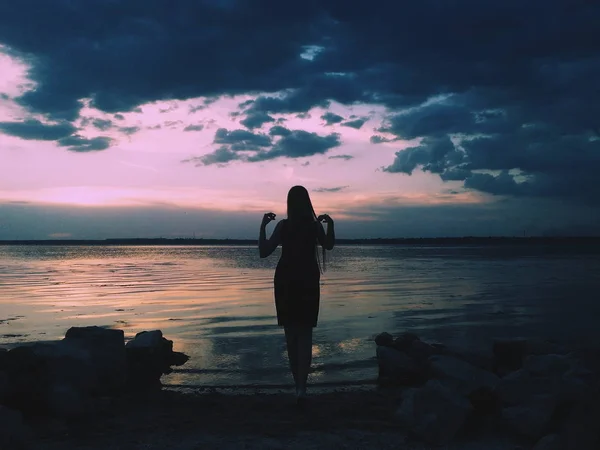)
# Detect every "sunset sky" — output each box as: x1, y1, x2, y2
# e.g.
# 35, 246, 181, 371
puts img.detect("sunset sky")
1, 0, 599, 239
